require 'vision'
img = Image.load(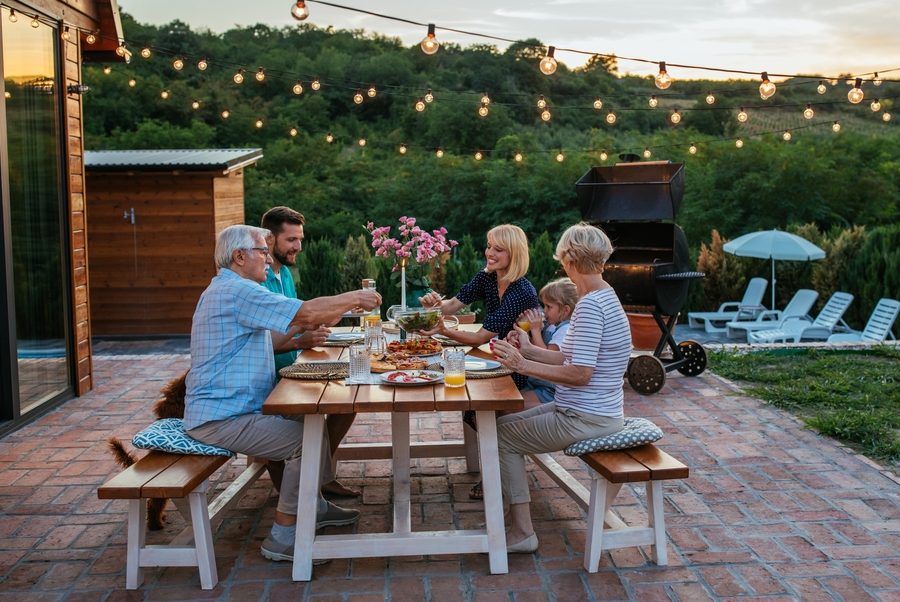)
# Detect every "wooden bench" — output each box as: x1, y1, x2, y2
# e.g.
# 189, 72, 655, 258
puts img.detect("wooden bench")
98, 451, 267, 590
529, 443, 688, 571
